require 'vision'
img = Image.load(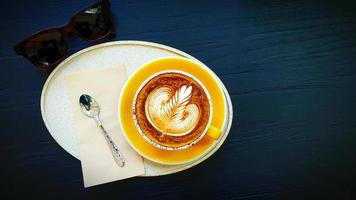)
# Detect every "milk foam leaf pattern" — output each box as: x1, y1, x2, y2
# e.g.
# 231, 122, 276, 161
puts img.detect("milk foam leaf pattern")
145, 85, 200, 136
